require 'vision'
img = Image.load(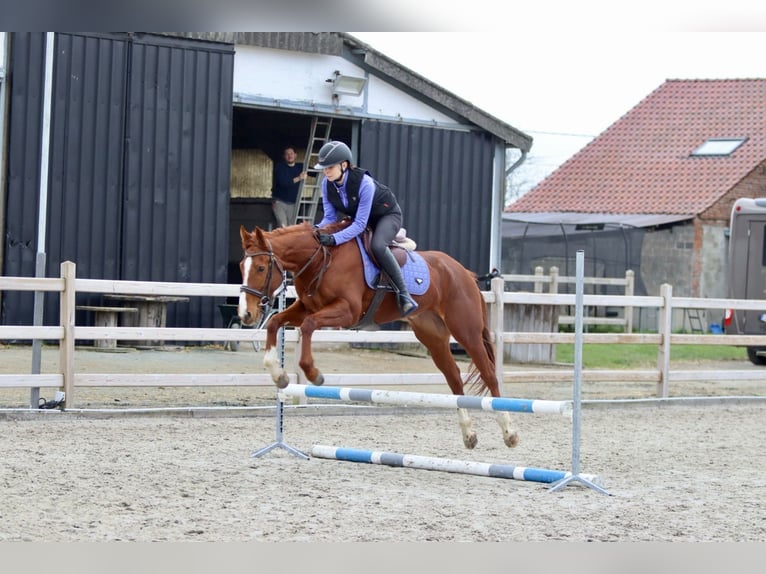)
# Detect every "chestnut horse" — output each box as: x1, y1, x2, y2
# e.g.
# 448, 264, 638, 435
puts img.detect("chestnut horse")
238, 221, 518, 450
